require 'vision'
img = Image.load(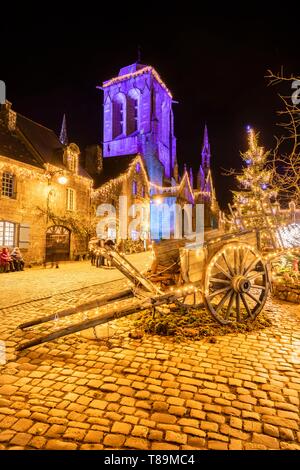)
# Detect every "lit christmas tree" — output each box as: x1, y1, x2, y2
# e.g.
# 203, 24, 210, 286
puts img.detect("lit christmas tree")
231, 127, 277, 229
